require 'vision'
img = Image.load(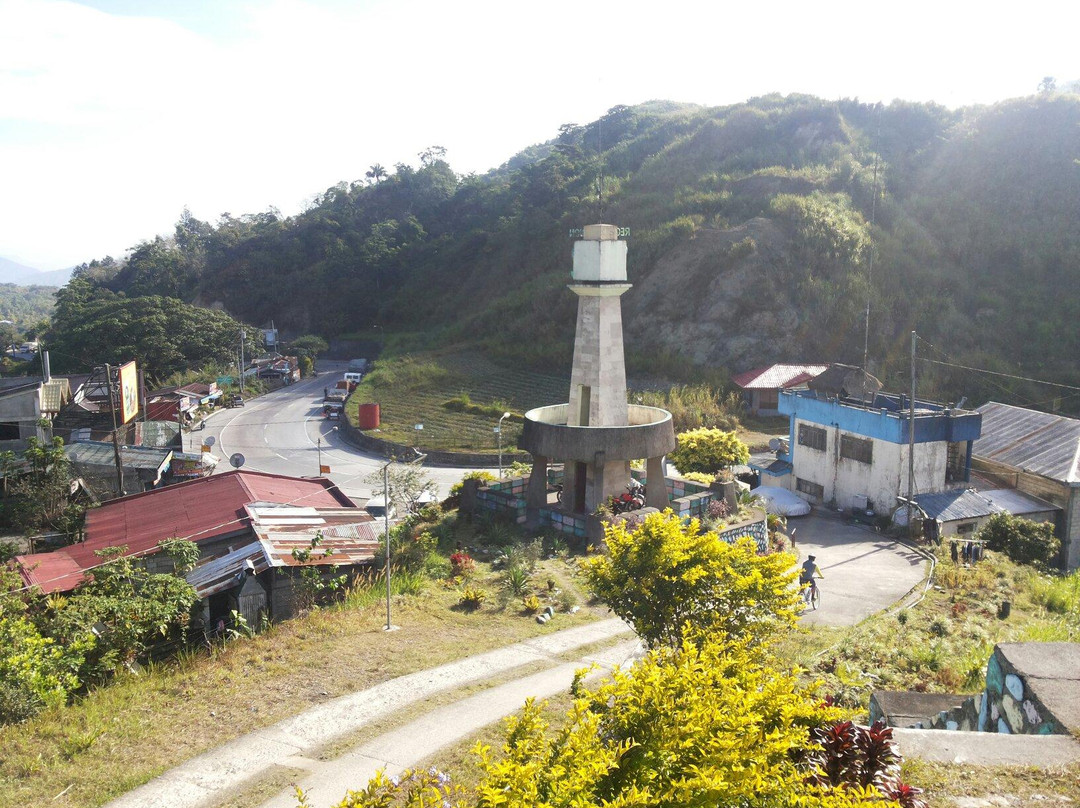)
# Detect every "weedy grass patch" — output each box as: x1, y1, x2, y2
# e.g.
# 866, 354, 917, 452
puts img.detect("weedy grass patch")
795, 548, 1080, 712
901, 759, 1080, 806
